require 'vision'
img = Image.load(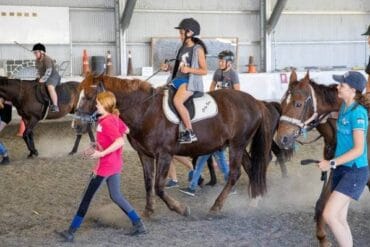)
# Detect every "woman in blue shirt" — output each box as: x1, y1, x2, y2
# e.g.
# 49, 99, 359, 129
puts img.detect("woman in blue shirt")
318, 71, 369, 247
